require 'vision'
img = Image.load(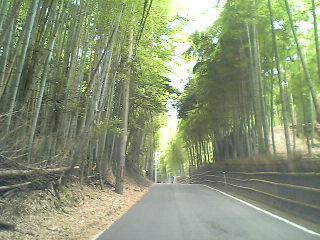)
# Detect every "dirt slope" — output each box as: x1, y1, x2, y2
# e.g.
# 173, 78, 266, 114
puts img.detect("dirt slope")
0, 171, 151, 240
271, 126, 320, 157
